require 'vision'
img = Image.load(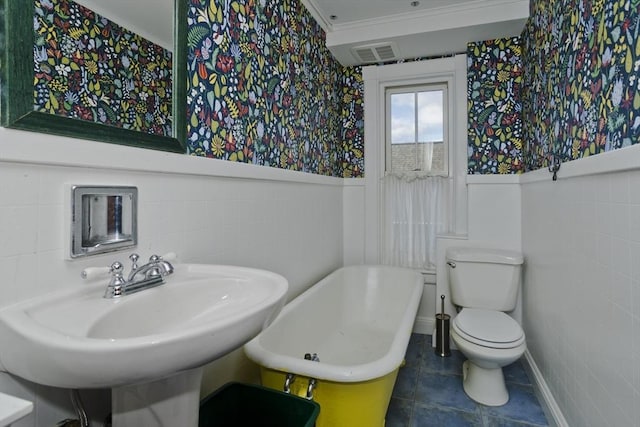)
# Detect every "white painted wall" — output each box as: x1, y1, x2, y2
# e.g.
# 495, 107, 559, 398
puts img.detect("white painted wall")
467, 175, 521, 246
432, 175, 523, 321
434, 174, 523, 323
343, 180, 366, 266
0, 128, 344, 426
521, 144, 640, 427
